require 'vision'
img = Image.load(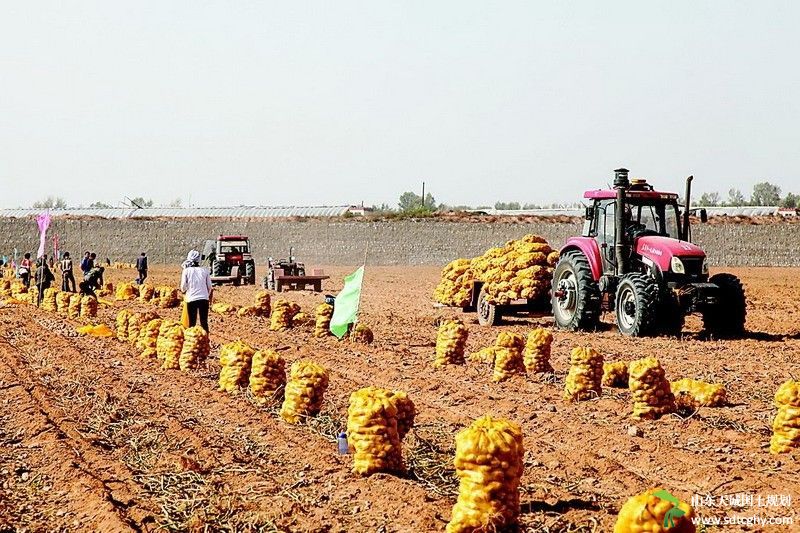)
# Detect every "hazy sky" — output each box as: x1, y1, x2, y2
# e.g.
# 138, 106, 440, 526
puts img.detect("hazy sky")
1, 1, 798, 209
